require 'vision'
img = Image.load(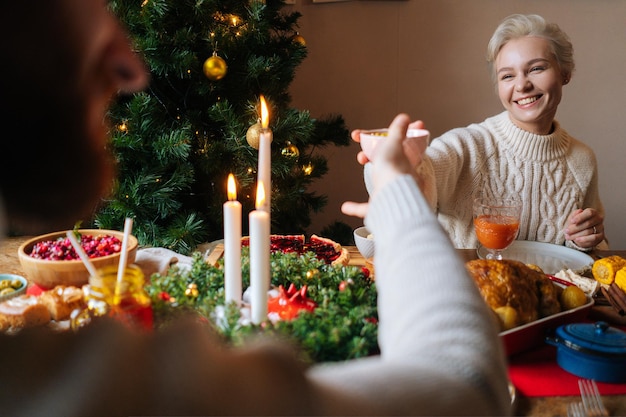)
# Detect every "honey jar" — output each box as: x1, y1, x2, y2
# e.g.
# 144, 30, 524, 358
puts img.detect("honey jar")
71, 264, 153, 331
